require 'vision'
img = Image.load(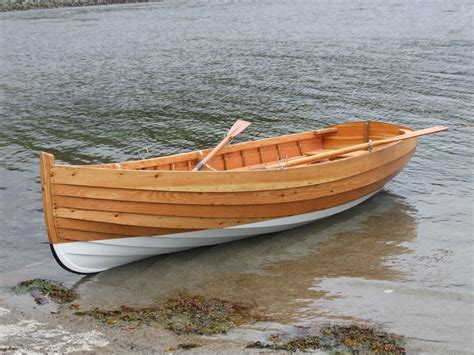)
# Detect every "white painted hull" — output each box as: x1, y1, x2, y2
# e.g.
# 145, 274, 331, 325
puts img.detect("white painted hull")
52, 189, 381, 274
